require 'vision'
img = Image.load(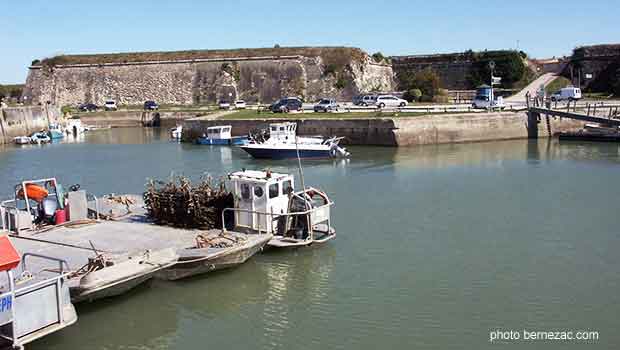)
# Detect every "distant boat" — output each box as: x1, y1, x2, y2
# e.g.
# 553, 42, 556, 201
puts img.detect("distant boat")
30, 132, 51, 144
170, 125, 183, 140
196, 125, 248, 145
13, 136, 31, 145
48, 123, 64, 140
240, 122, 349, 159
65, 119, 85, 135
